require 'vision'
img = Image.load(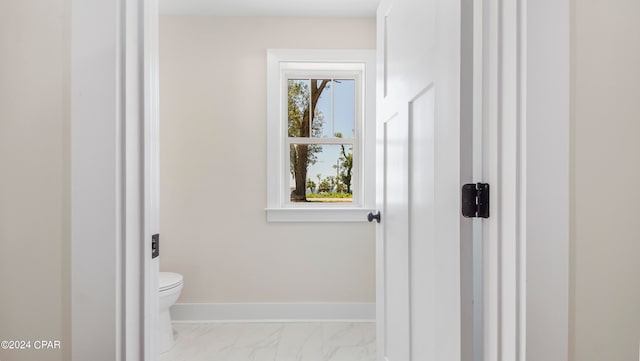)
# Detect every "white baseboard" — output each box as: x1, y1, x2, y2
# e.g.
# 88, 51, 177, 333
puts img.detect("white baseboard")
170, 303, 375, 323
